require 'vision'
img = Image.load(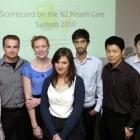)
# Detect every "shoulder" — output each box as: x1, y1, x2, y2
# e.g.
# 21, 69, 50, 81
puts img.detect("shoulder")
0, 57, 3, 62
21, 62, 31, 69
0, 57, 4, 66
90, 56, 101, 61
17, 57, 29, 68
44, 75, 52, 84
76, 75, 83, 81
123, 61, 134, 69
123, 61, 139, 75
102, 63, 110, 71
74, 76, 85, 97
89, 56, 102, 65
125, 64, 140, 82
19, 61, 32, 75
125, 55, 135, 63
126, 55, 135, 60
18, 57, 28, 63
42, 76, 52, 90
22, 59, 28, 63
75, 75, 84, 86
103, 63, 109, 68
